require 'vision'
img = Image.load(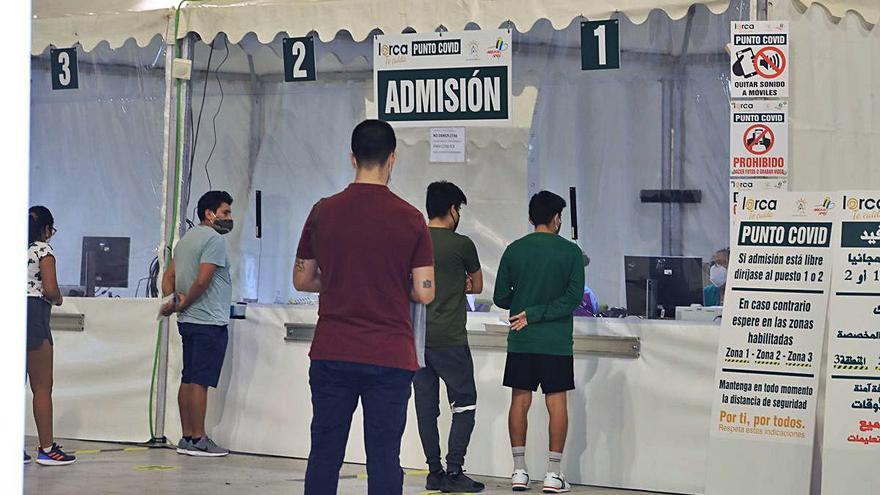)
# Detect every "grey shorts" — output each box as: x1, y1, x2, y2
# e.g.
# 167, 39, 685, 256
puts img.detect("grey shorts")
27, 297, 53, 350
